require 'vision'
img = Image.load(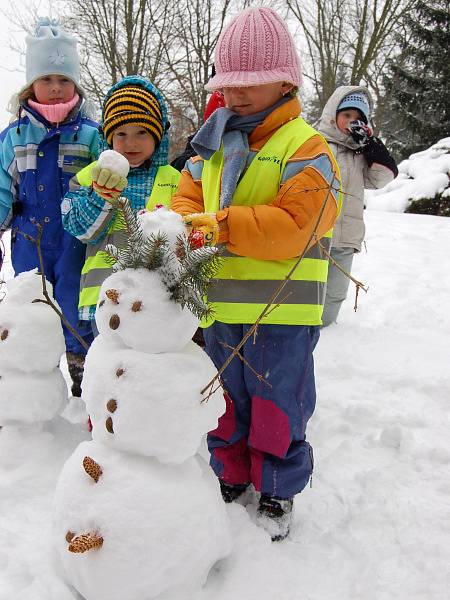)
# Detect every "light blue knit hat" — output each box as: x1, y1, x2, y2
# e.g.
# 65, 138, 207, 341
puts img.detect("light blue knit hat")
337, 92, 370, 123
25, 18, 80, 87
